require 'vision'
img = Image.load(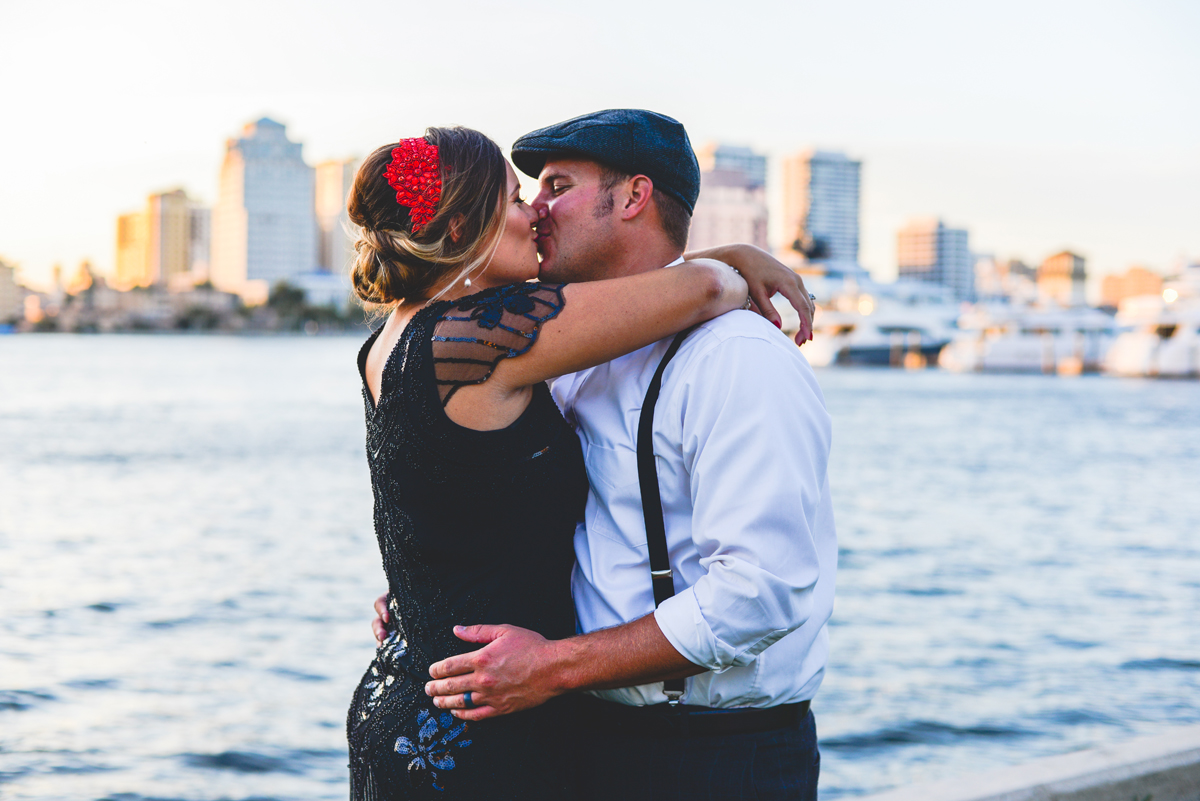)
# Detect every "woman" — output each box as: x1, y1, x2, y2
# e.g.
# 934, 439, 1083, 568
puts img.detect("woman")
345, 126, 802, 799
